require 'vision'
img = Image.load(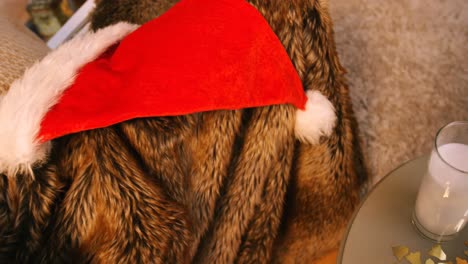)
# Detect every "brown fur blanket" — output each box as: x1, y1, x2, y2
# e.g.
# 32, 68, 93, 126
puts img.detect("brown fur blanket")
0, 0, 366, 263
